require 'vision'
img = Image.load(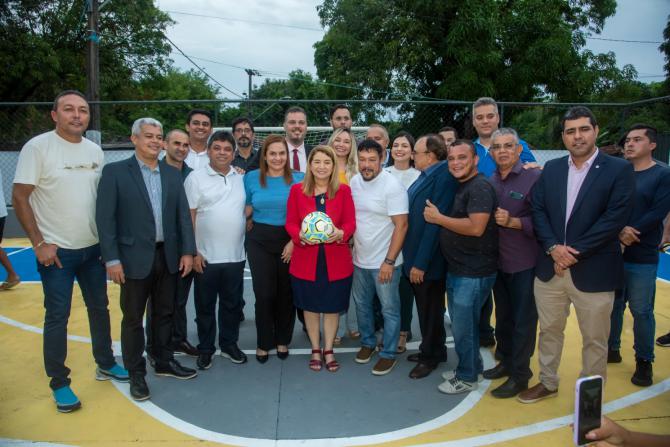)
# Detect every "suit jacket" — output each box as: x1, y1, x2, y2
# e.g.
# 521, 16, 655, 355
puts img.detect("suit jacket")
531, 151, 634, 292
96, 155, 196, 279
402, 161, 458, 281
285, 183, 355, 281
